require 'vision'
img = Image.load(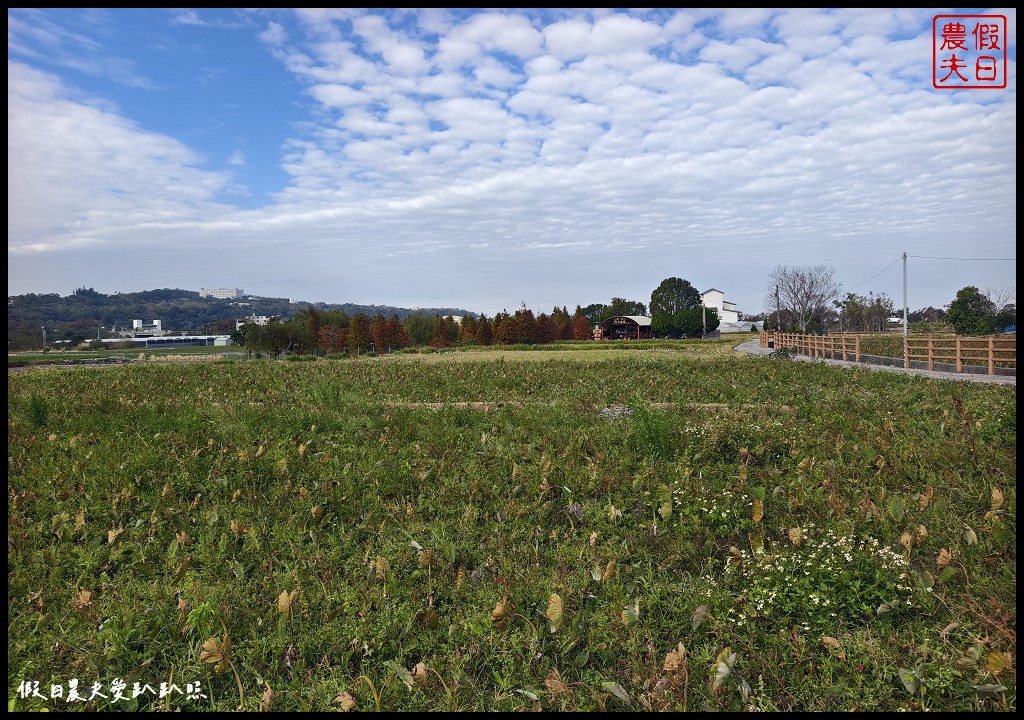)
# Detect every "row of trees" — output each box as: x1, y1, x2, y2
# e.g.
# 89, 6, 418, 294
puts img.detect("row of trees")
236, 305, 597, 357
759, 265, 1015, 336
236, 276, 733, 357
11, 272, 1014, 352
